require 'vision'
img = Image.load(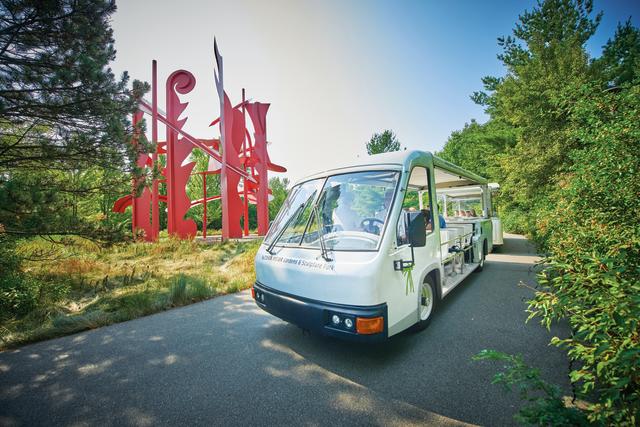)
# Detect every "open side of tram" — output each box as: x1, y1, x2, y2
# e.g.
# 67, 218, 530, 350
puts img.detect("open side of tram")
253, 150, 500, 341
438, 182, 503, 249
